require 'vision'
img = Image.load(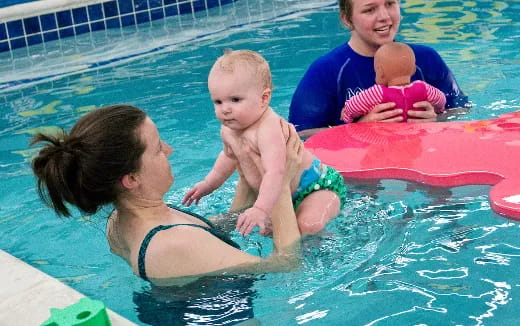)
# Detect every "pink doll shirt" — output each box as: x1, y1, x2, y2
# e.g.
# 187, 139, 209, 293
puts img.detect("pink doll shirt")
341, 80, 447, 123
